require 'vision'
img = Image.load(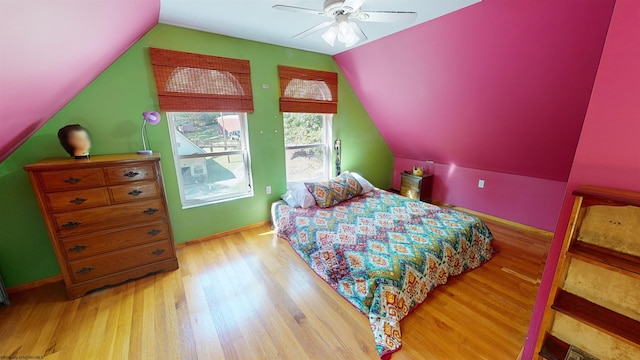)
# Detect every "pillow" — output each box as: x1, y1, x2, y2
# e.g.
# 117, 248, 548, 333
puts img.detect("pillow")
348, 172, 374, 193
305, 173, 363, 208
281, 191, 298, 207
281, 182, 316, 208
